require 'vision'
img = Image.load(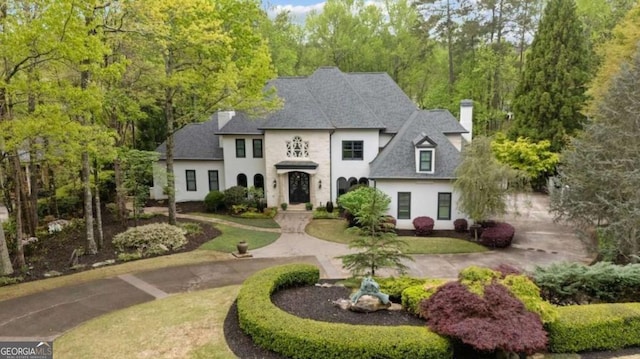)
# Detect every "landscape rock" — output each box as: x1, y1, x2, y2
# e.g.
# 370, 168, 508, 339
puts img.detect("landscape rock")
43, 270, 62, 278
92, 259, 116, 268
333, 295, 396, 313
